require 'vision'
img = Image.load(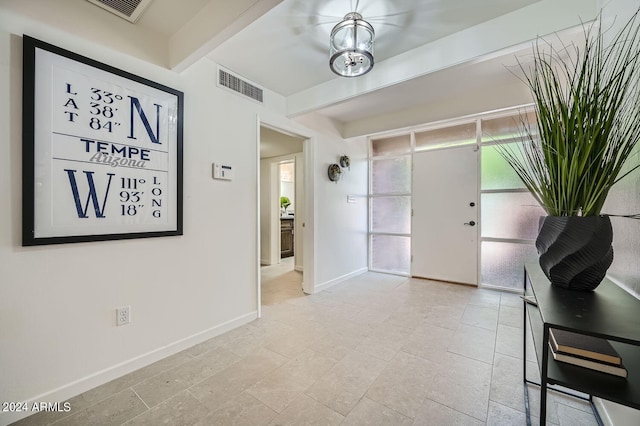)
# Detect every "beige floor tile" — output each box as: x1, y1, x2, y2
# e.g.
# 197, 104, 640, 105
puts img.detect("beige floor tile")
203, 392, 277, 426
486, 401, 526, 425
246, 349, 337, 413
341, 397, 413, 426
305, 350, 387, 416
551, 391, 594, 414
70, 351, 194, 412
448, 323, 497, 364
366, 351, 438, 418
355, 322, 413, 362
20, 271, 598, 426
355, 335, 405, 362
263, 327, 322, 358
498, 305, 523, 329
495, 323, 524, 360
313, 324, 370, 351
133, 347, 240, 407
421, 304, 465, 331
385, 308, 430, 330
413, 398, 485, 425
189, 348, 287, 412
467, 290, 502, 310
220, 325, 269, 357
122, 390, 209, 426
554, 402, 599, 426
424, 352, 493, 421
401, 324, 453, 363
500, 292, 524, 308
267, 394, 344, 426
10, 405, 75, 426
307, 339, 351, 363
53, 389, 147, 426
461, 305, 499, 331
489, 353, 527, 413
524, 383, 560, 425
